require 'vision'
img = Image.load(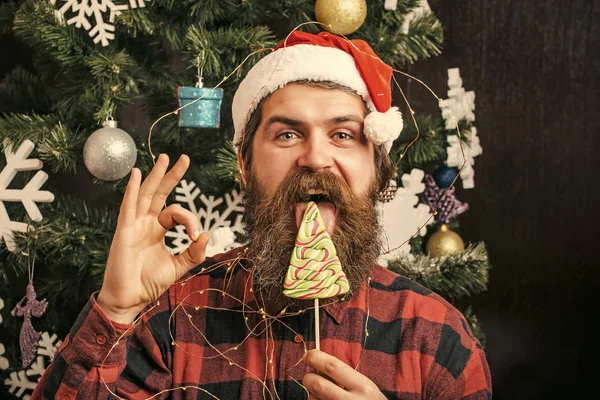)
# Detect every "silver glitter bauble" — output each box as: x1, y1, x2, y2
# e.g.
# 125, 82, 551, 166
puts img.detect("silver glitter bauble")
83, 119, 137, 181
